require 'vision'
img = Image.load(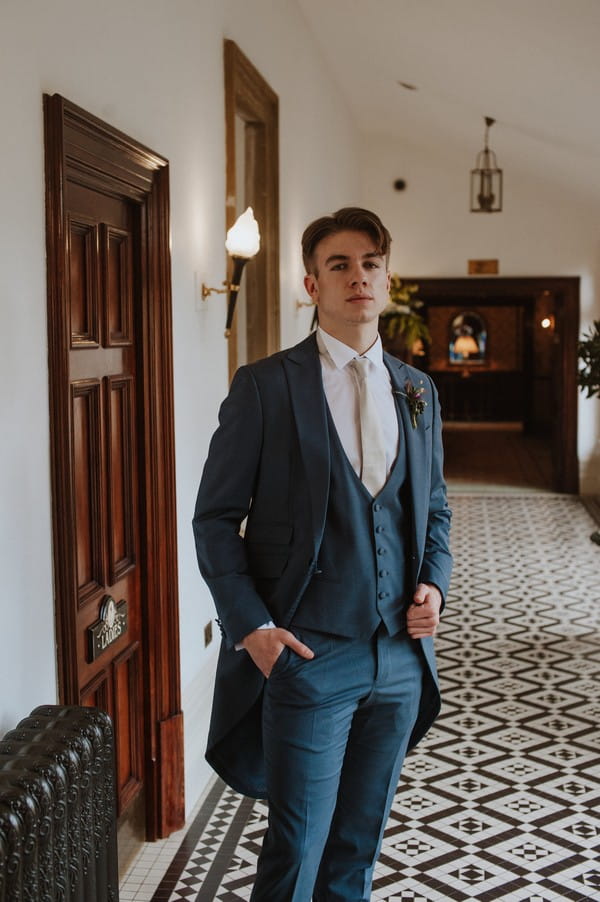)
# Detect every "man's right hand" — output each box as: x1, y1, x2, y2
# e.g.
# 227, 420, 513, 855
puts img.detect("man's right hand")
241, 627, 314, 678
